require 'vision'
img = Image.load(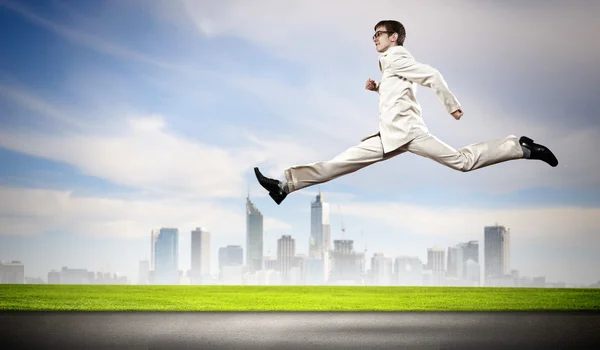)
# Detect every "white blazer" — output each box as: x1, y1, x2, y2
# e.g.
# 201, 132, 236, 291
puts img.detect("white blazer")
361, 45, 462, 154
